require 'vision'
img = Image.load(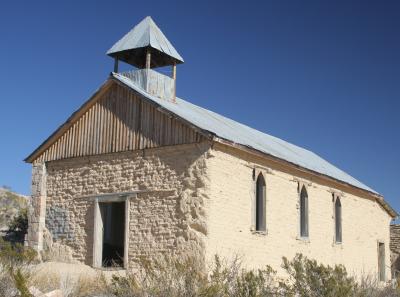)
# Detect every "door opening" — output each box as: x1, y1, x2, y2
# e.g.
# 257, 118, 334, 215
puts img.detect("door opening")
100, 201, 125, 267
378, 242, 385, 282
